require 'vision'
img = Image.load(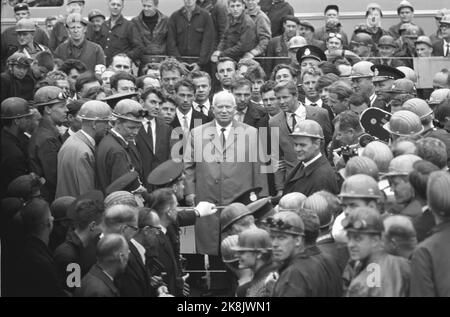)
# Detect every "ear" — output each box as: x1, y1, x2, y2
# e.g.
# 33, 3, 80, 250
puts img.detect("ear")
44, 105, 52, 115
294, 235, 303, 247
